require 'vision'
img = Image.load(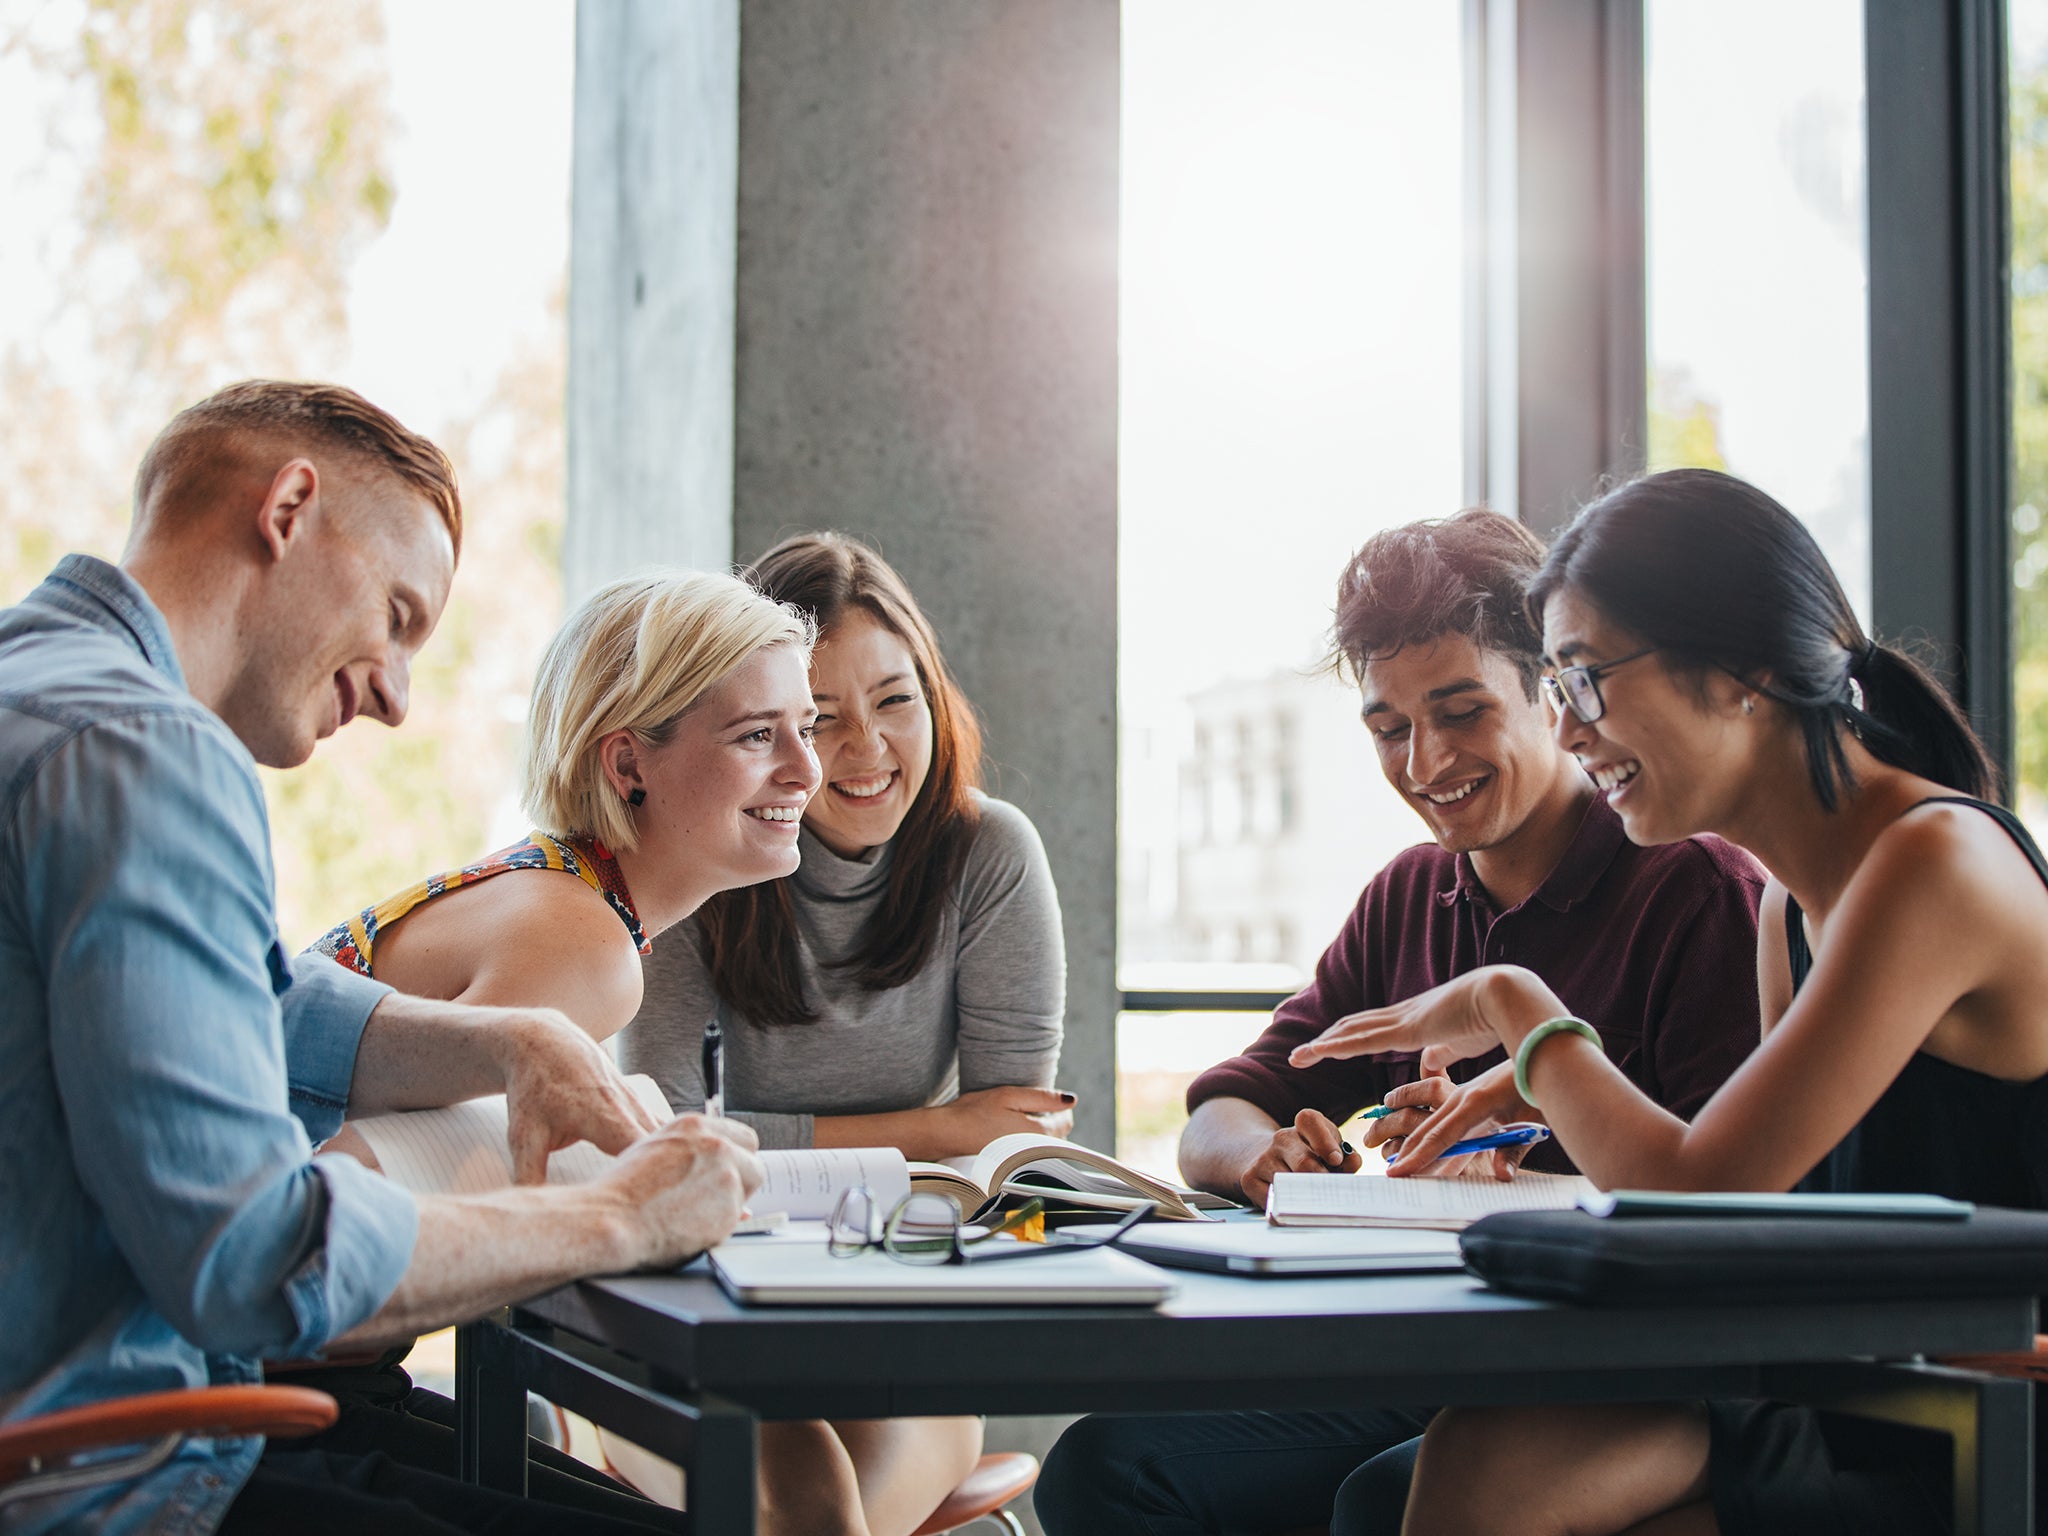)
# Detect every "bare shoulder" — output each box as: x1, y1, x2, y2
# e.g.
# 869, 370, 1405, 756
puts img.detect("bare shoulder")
1868, 798, 2040, 896
376, 869, 645, 1036
1843, 797, 2048, 955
